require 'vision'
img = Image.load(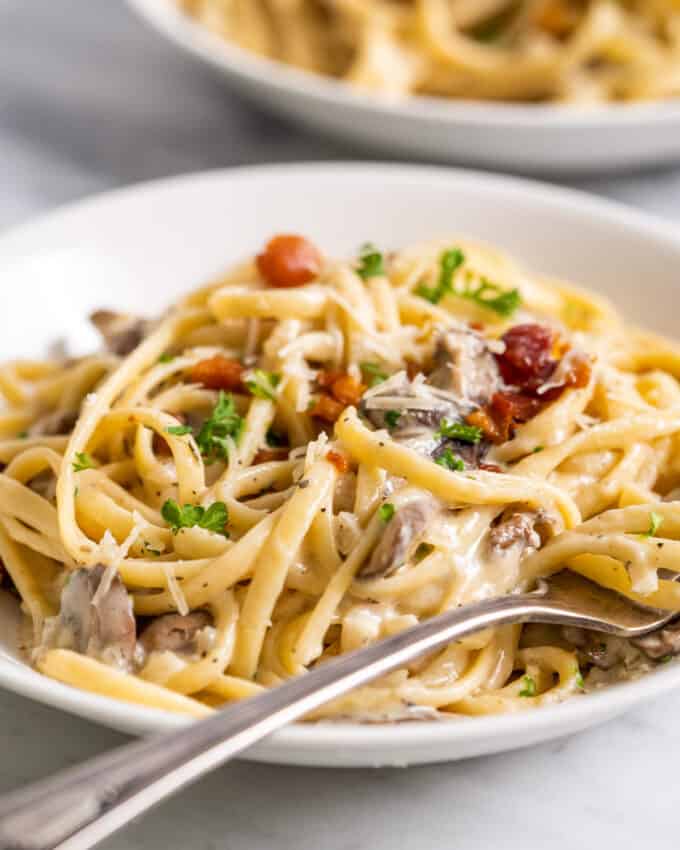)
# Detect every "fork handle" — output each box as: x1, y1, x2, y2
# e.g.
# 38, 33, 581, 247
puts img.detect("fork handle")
0, 593, 575, 850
